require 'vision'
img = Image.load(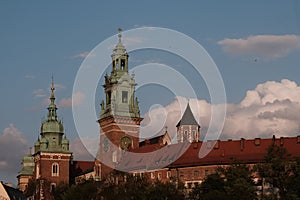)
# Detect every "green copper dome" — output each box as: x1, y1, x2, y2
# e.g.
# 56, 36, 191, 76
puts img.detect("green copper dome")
35, 78, 70, 153
18, 152, 34, 177
41, 120, 64, 133
22, 154, 34, 163
62, 136, 69, 144
34, 138, 40, 146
